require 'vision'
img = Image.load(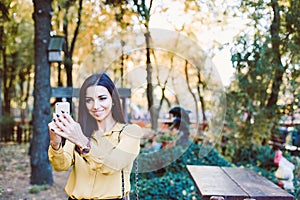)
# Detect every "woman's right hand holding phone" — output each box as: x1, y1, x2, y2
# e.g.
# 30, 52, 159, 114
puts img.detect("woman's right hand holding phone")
48, 120, 62, 150
49, 112, 89, 152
